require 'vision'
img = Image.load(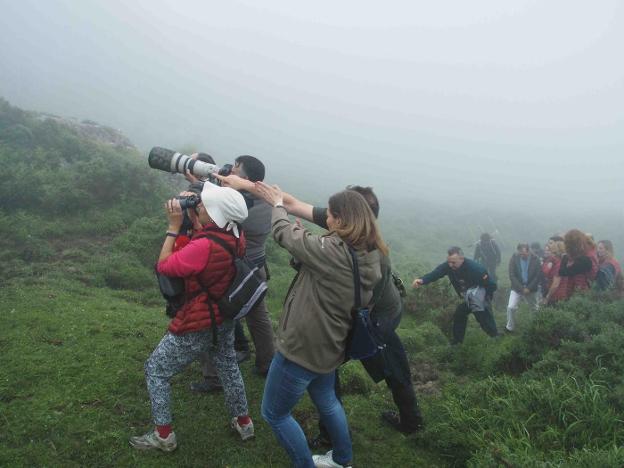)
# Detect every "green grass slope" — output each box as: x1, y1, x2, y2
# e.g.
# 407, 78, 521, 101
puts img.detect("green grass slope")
2, 98, 624, 467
